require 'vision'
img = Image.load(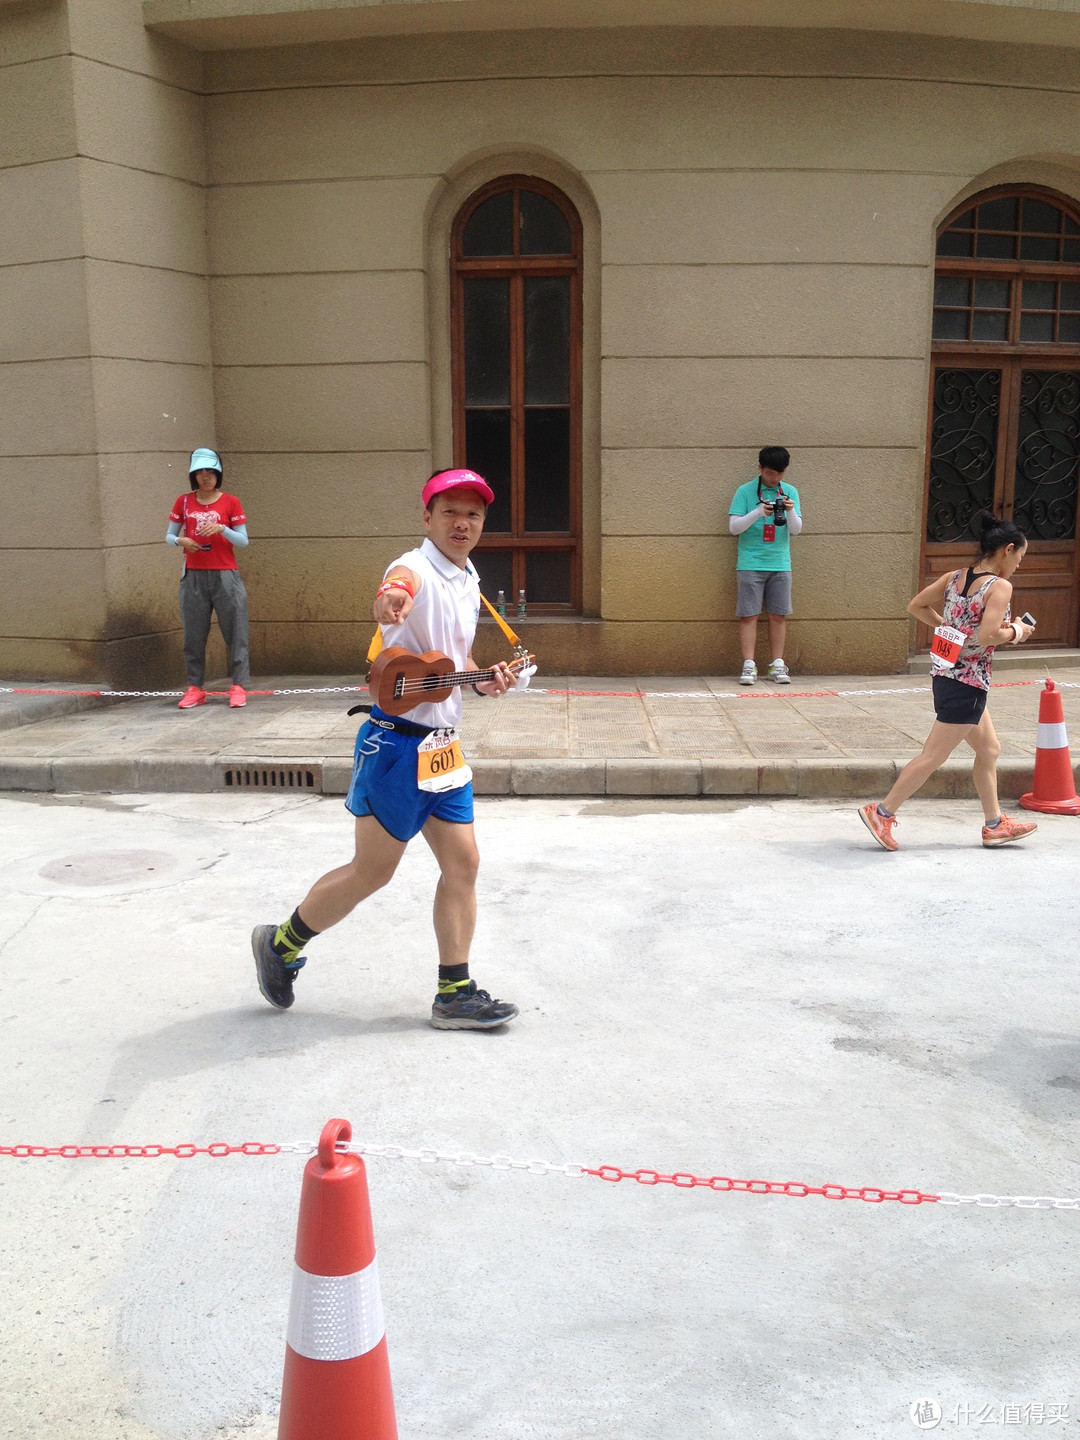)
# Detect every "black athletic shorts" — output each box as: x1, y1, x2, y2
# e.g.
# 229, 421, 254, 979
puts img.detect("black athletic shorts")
932, 674, 988, 726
